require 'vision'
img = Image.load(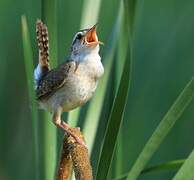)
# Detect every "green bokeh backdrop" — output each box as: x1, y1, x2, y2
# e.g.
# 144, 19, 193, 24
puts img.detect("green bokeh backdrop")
0, 0, 194, 180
